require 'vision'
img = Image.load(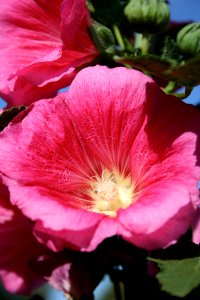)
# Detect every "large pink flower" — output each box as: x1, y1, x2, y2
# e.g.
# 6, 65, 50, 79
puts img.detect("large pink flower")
0, 180, 48, 294
0, 0, 98, 107
0, 66, 199, 252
